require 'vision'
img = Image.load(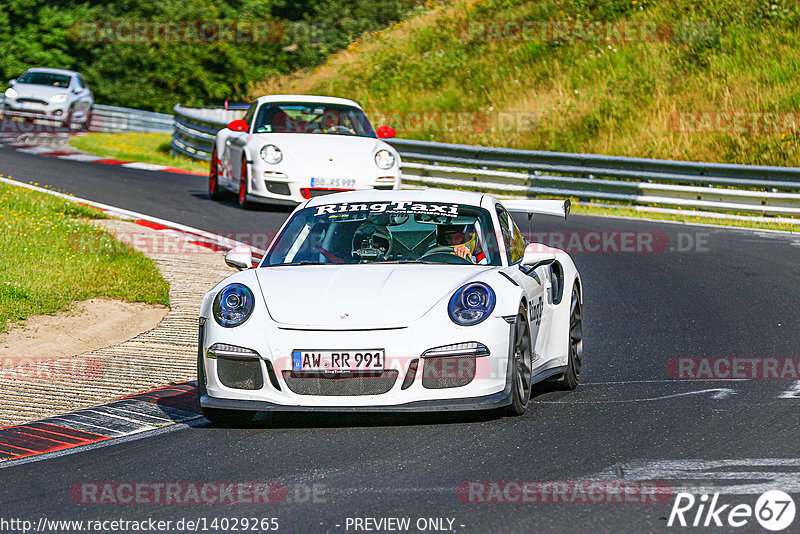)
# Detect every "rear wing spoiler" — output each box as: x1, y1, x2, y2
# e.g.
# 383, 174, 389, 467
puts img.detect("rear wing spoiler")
501, 199, 571, 220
